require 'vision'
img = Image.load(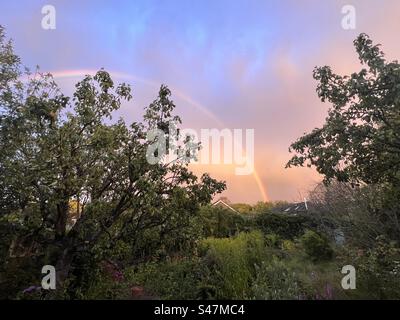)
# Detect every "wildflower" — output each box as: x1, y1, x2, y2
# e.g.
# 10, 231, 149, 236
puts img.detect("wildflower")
22, 286, 41, 294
